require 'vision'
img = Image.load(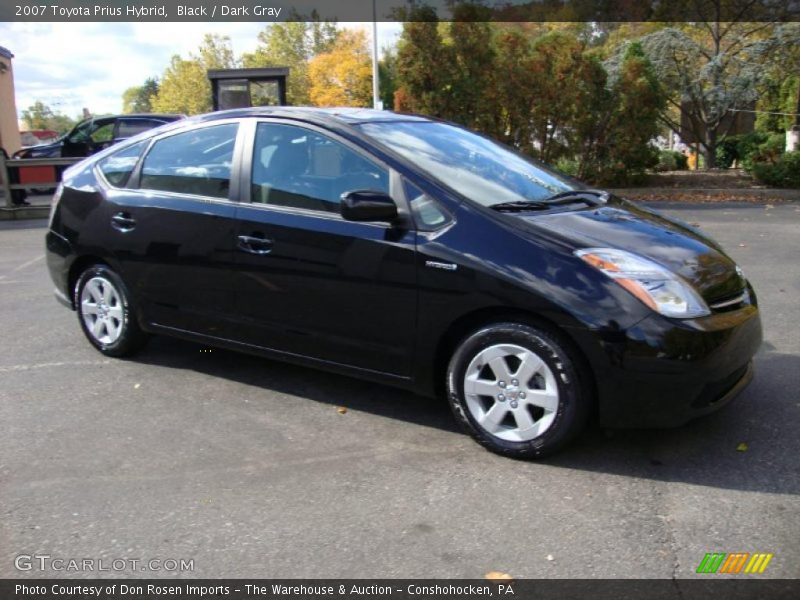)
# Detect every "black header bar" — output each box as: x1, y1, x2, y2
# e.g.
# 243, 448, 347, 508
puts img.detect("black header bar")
1, 1, 799, 22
